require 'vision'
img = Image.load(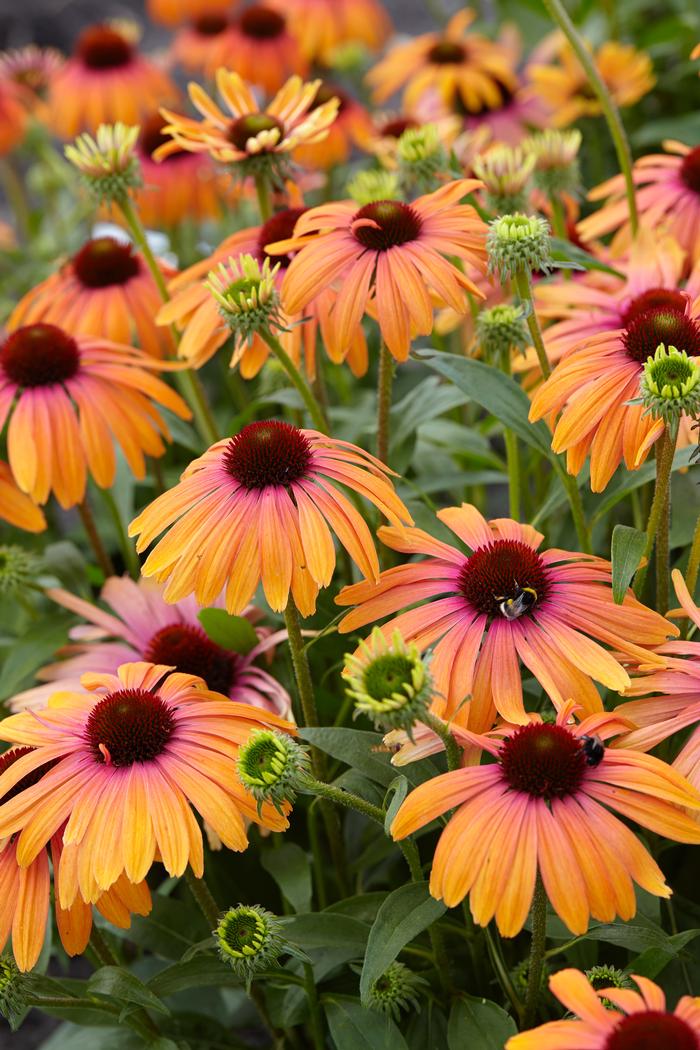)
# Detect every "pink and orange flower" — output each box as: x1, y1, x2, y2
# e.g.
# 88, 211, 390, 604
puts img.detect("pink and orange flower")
146, 0, 233, 28
203, 6, 308, 94
294, 83, 373, 171
268, 0, 391, 64
0, 463, 46, 533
